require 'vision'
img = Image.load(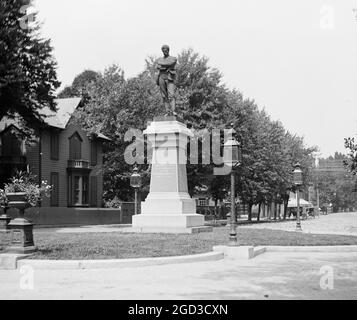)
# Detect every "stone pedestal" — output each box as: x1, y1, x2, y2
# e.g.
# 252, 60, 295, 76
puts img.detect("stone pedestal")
7, 217, 37, 254
0, 214, 11, 231
132, 117, 211, 233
